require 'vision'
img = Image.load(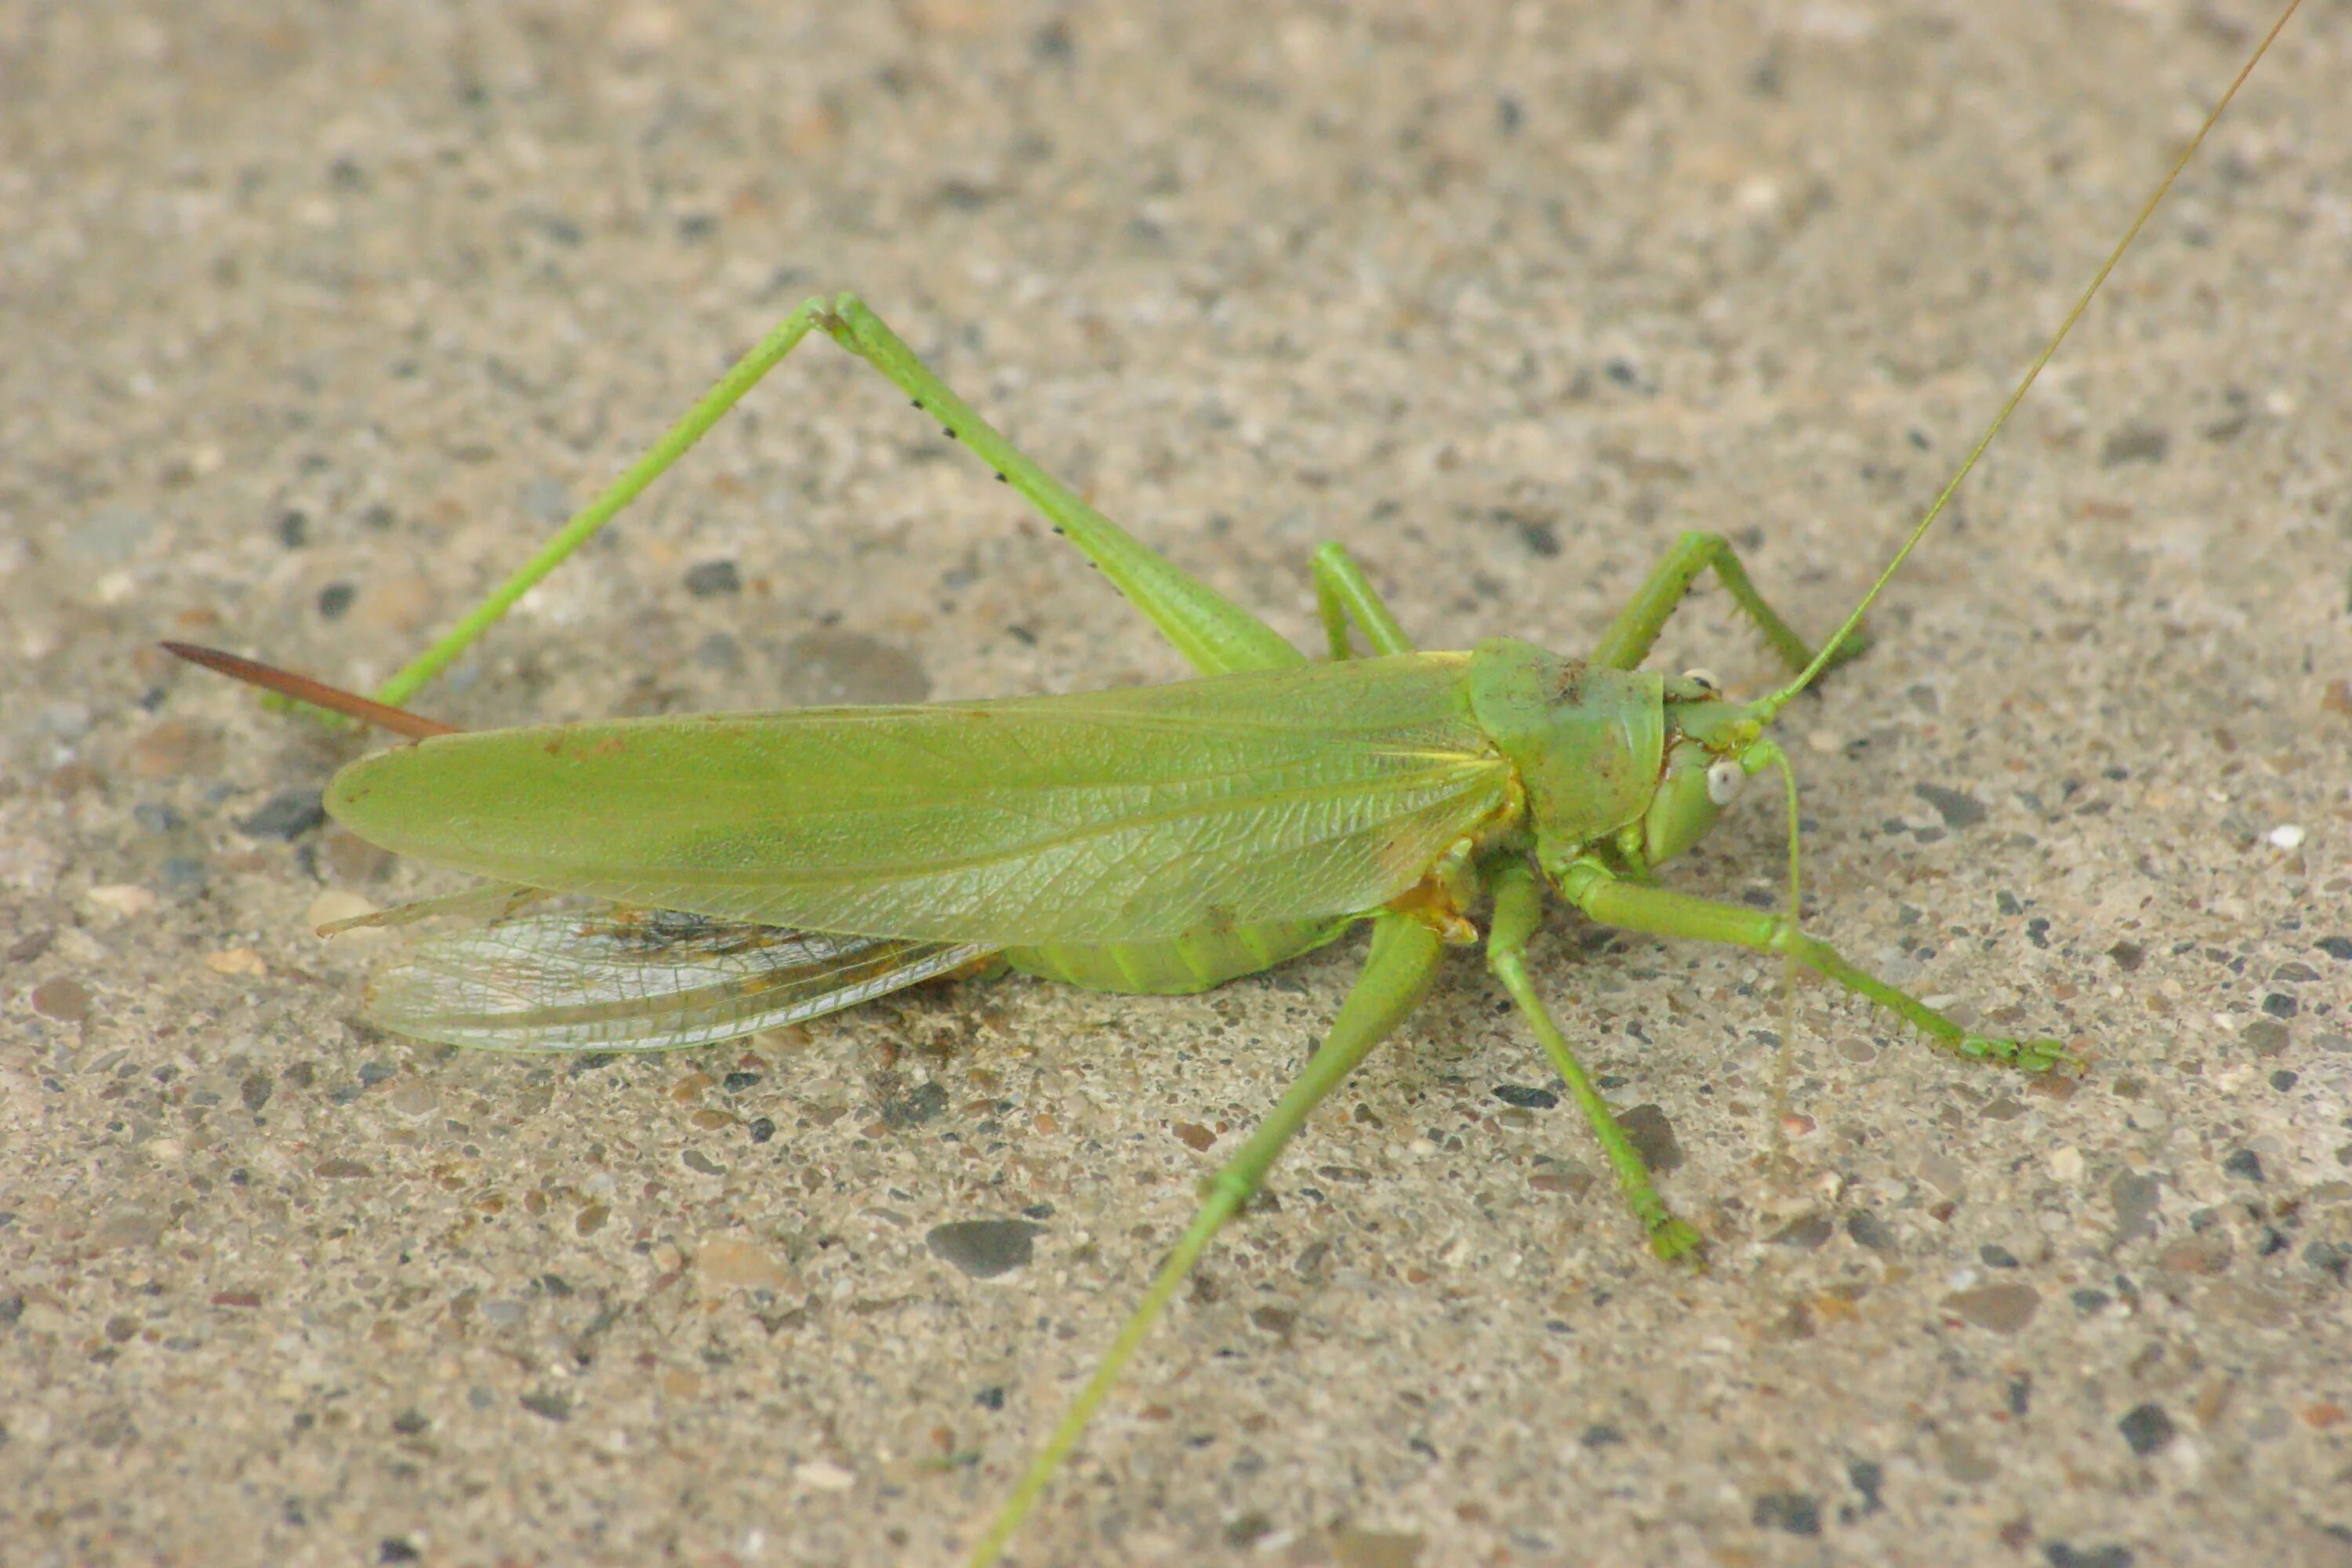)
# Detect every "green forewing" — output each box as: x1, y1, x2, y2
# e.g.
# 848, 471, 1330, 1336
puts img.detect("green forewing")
326, 652, 1508, 946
